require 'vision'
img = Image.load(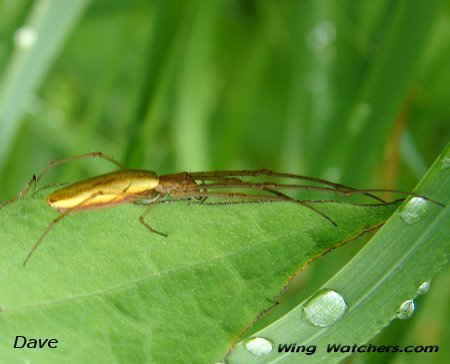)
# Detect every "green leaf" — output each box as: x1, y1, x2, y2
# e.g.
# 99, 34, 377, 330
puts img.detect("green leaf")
0, 184, 399, 362
227, 144, 449, 363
